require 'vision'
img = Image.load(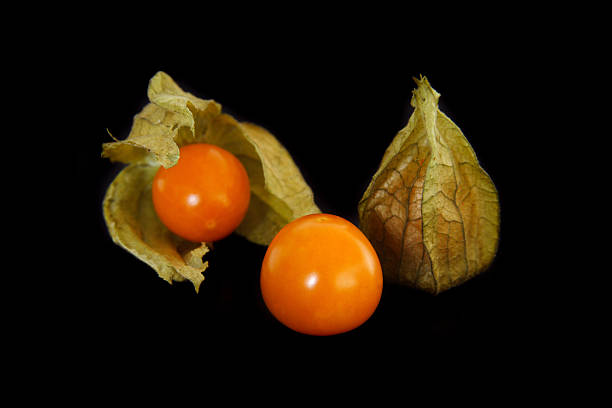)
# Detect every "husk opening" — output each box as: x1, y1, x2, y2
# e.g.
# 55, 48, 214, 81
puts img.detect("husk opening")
102, 72, 320, 291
